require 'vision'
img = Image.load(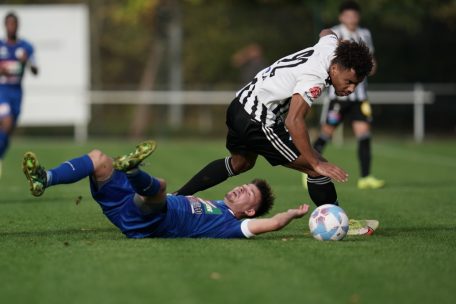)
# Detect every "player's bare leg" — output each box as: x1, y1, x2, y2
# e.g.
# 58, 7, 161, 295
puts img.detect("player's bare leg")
229, 152, 258, 174
302, 124, 336, 189
352, 120, 384, 189
0, 115, 15, 178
